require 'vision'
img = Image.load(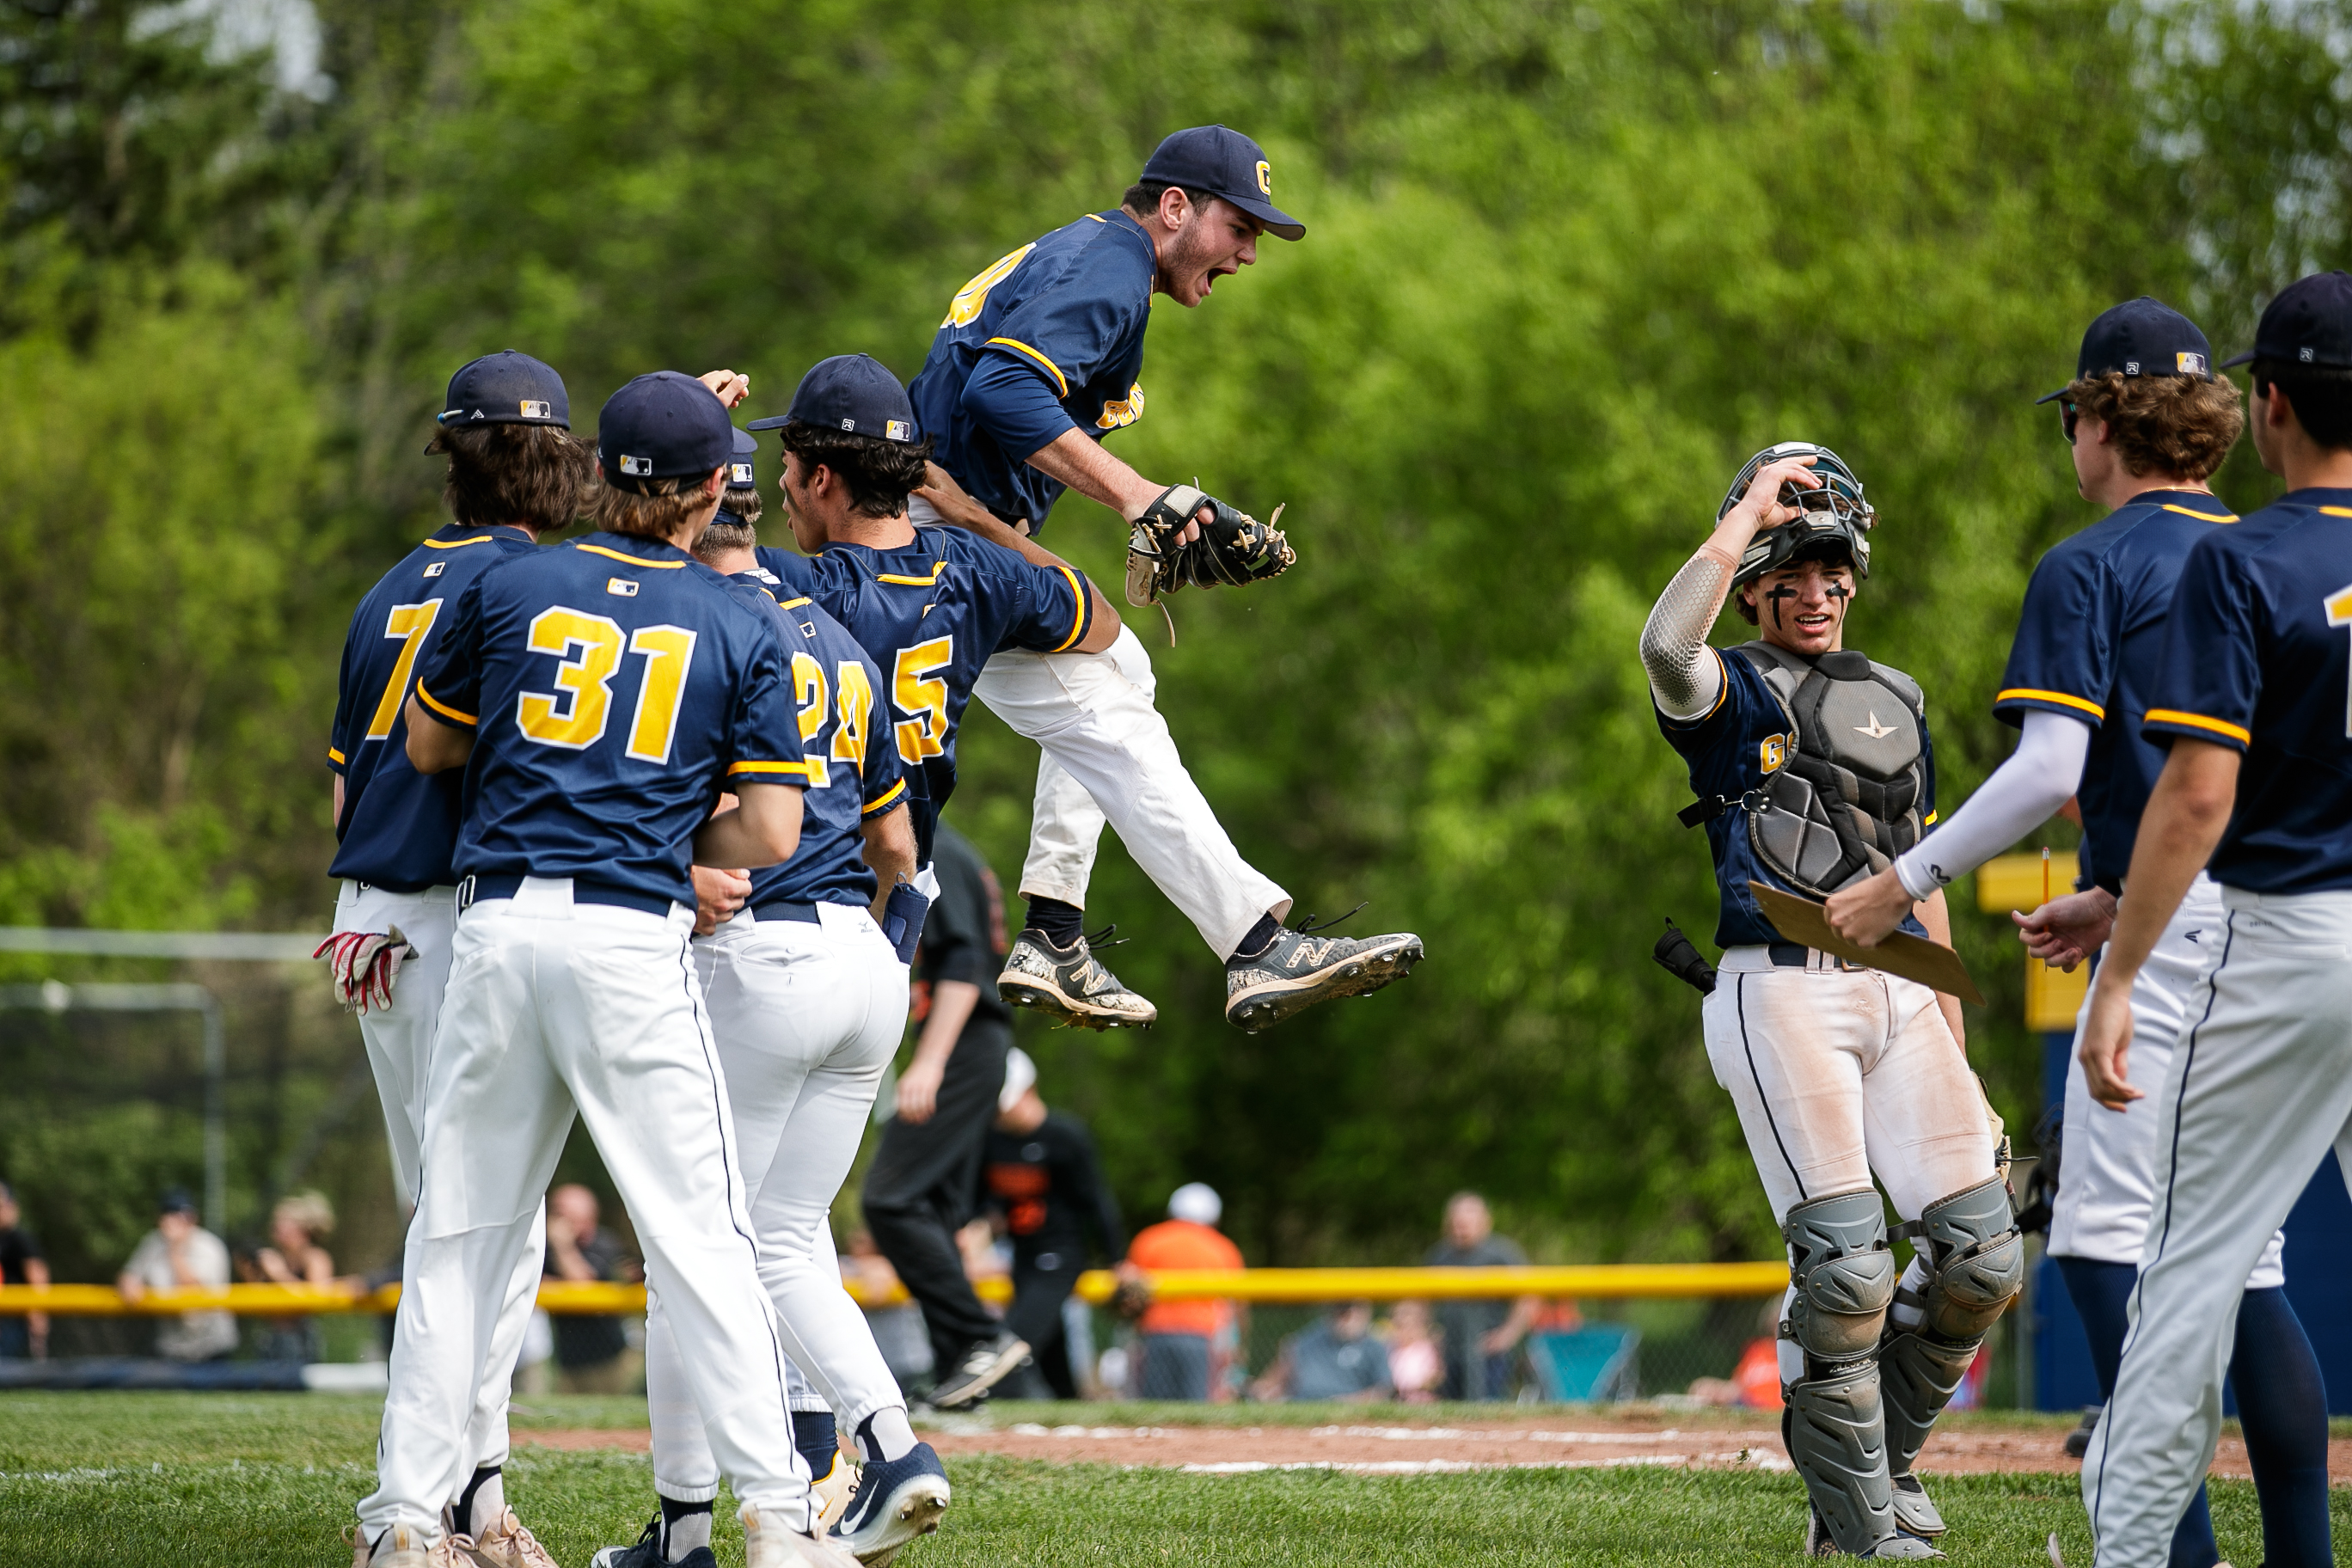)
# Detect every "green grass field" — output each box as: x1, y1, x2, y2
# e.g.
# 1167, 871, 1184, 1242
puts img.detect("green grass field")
2, 1393, 2337, 1567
